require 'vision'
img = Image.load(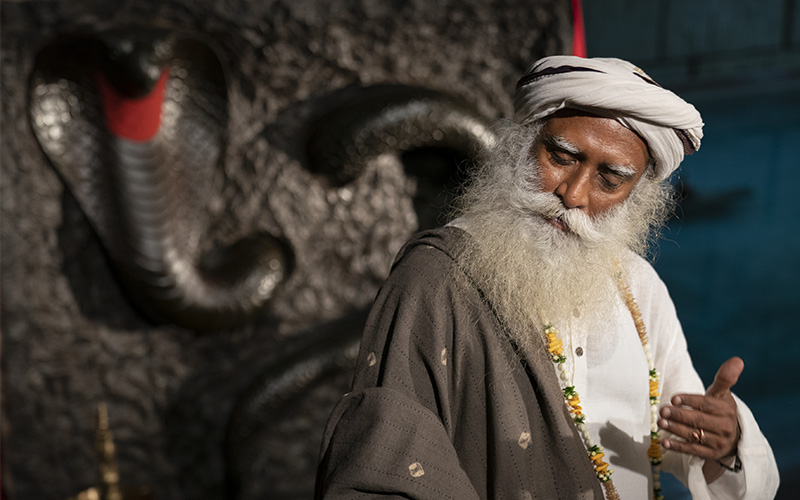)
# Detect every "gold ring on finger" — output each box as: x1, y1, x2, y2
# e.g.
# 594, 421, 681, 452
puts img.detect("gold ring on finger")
690, 428, 706, 444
